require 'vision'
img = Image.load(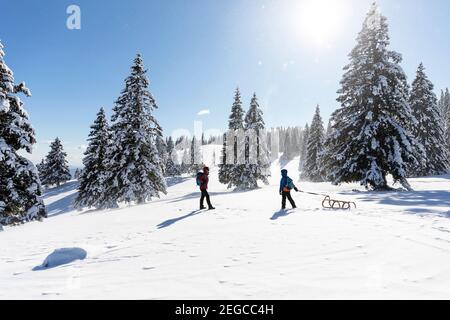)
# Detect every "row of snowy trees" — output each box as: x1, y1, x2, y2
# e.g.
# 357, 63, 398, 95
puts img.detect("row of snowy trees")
172, 135, 205, 175
276, 126, 305, 161
75, 55, 167, 210
0, 41, 46, 225
299, 3, 450, 190
218, 88, 270, 190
